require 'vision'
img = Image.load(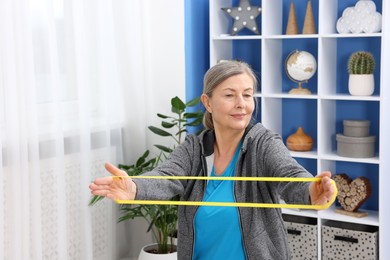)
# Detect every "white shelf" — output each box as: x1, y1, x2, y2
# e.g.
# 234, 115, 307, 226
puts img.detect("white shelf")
319, 152, 380, 164
212, 35, 262, 40
318, 207, 379, 226
320, 94, 381, 101
263, 93, 319, 99
282, 208, 318, 219
290, 150, 318, 159
210, 0, 389, 258
282, 207, 379, 226
264, 34, 319, 39
260, 93, 381, 101
321, 33, 383, 38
